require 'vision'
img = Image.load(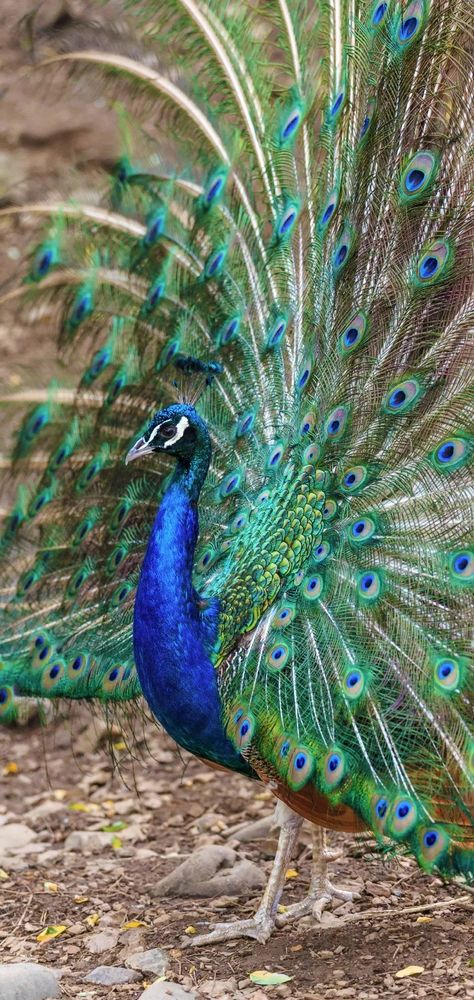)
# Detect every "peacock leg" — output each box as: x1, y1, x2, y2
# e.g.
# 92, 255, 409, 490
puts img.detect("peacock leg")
182, 802, 302, 946
275, 825, 360, 926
